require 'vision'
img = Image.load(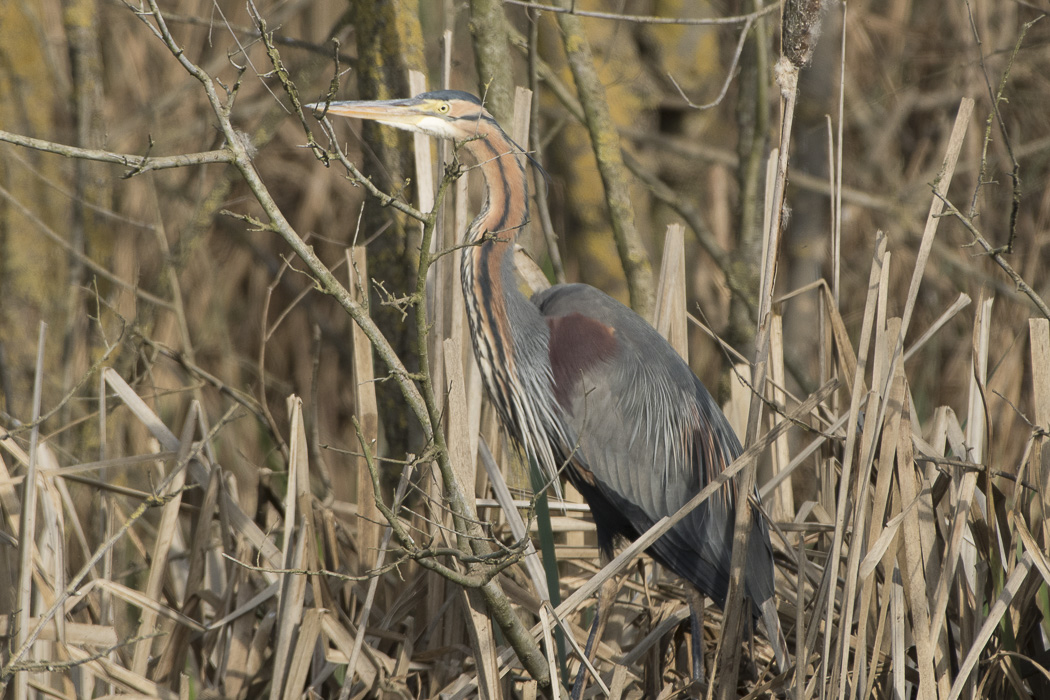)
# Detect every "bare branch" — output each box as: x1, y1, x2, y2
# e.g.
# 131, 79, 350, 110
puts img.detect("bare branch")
0, 129, 231, 175
504, 0, 778, 25
937, 193, 1050, 321
668, 16, 754, 111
